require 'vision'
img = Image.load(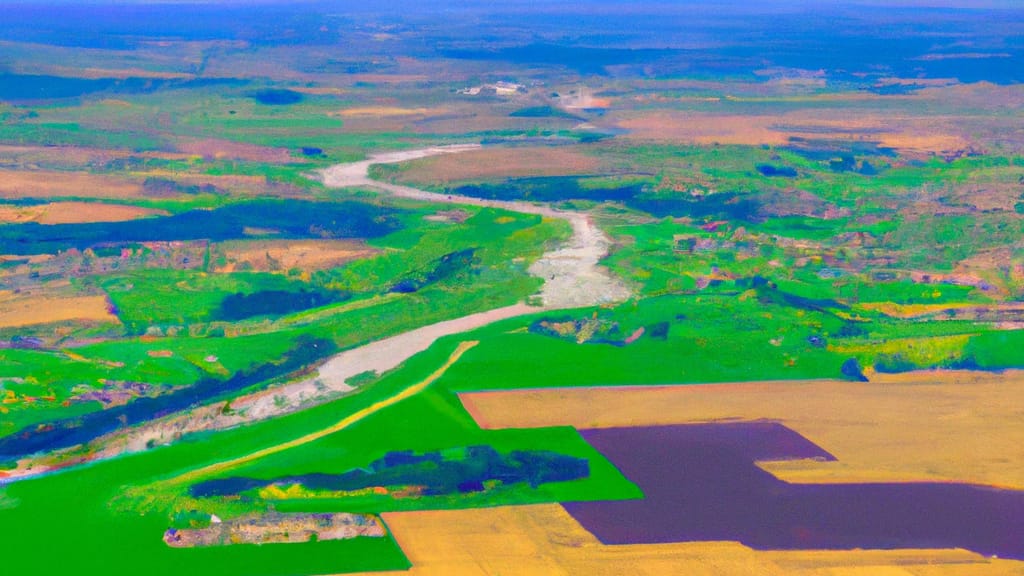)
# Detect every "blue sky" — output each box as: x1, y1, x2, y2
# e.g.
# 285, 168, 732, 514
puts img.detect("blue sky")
7, 0, 1023, 6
